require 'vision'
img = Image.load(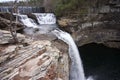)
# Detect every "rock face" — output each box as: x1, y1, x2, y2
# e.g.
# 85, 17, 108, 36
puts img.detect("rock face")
57, 1, 120, 49
0, 30, 69, 80
58, 14, 120, 49
73, 23, 120, 49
